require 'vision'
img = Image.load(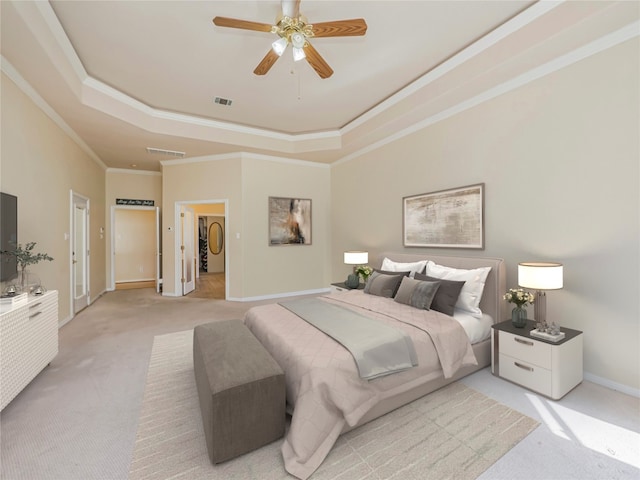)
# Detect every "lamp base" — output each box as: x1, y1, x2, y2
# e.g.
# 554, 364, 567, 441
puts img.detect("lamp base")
533, 290, 547, 325
345, 274, 360, 289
